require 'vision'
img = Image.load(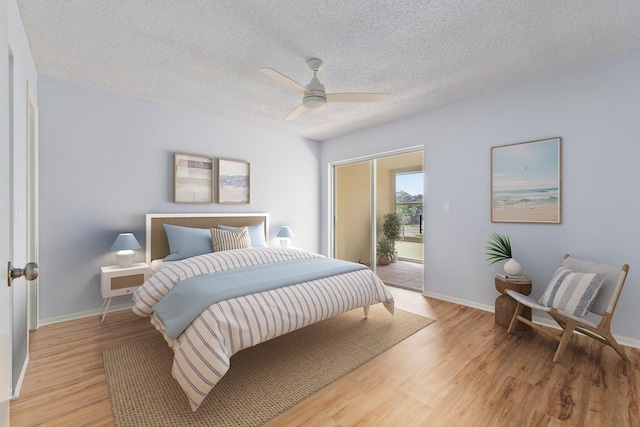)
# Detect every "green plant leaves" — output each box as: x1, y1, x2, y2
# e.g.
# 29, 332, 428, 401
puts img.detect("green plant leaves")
376, 237, 394, 257
485, 232, 512, 265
